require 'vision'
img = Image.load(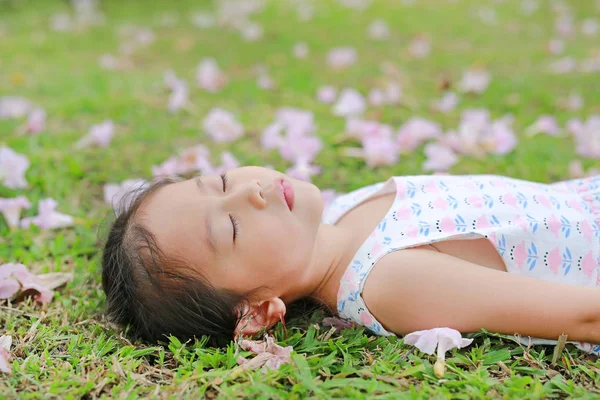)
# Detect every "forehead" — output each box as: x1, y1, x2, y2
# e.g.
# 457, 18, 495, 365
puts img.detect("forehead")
140, 179, 212, 266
